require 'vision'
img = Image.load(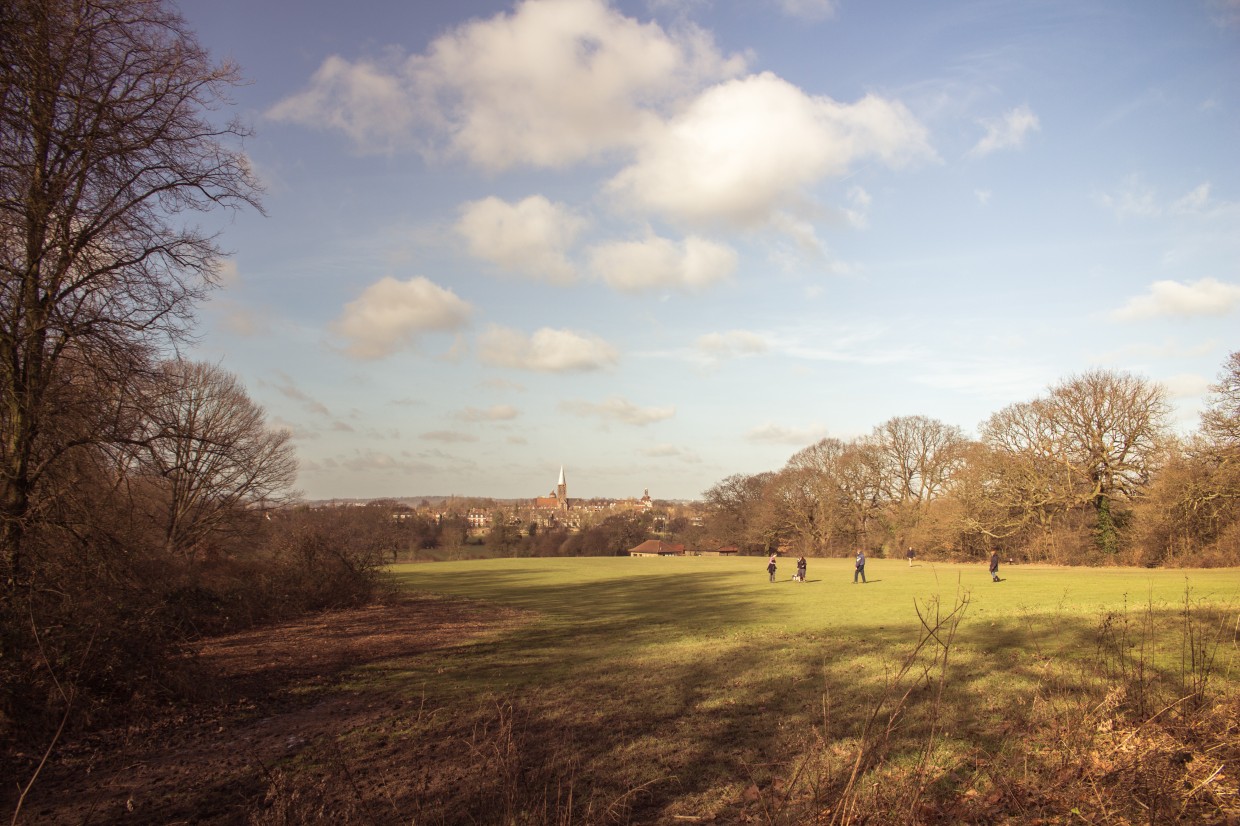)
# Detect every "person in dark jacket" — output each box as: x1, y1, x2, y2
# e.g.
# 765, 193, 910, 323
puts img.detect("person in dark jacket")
853, 550, 866, 584
989, 550, 1001, 582
767, 554, 777, 583
796, 556, 807, 581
